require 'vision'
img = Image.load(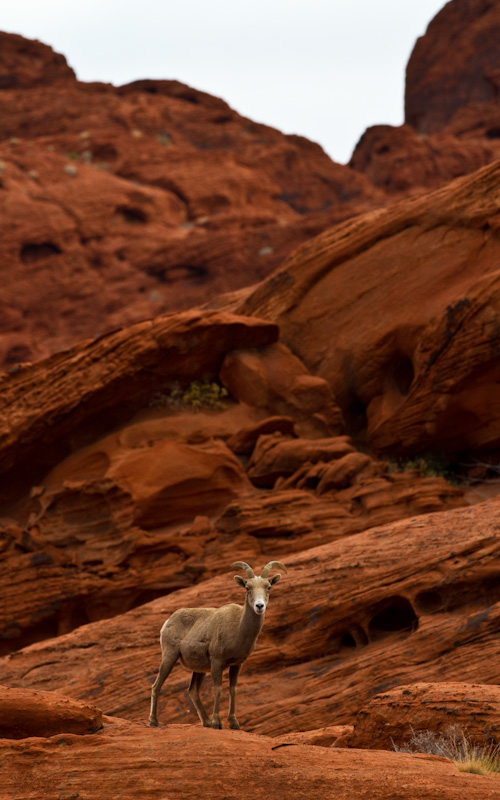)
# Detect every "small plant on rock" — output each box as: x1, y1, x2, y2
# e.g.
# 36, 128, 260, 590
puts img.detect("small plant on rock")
394, 726, 500, 775
389, 450, 459, 485
149, 380, 229, 411
182, 380, 228, 410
